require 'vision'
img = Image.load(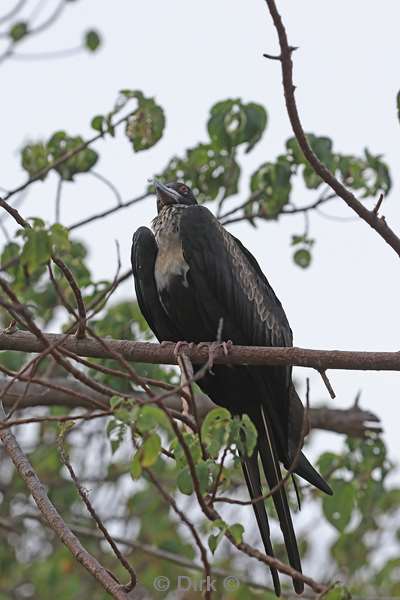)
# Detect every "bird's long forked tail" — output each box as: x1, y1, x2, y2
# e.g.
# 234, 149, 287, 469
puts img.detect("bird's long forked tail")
241, 452, 281, 596
258, 405, 305, 596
